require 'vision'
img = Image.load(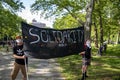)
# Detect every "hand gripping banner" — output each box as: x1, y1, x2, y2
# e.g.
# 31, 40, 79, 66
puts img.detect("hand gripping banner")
22, 22, 84, 59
